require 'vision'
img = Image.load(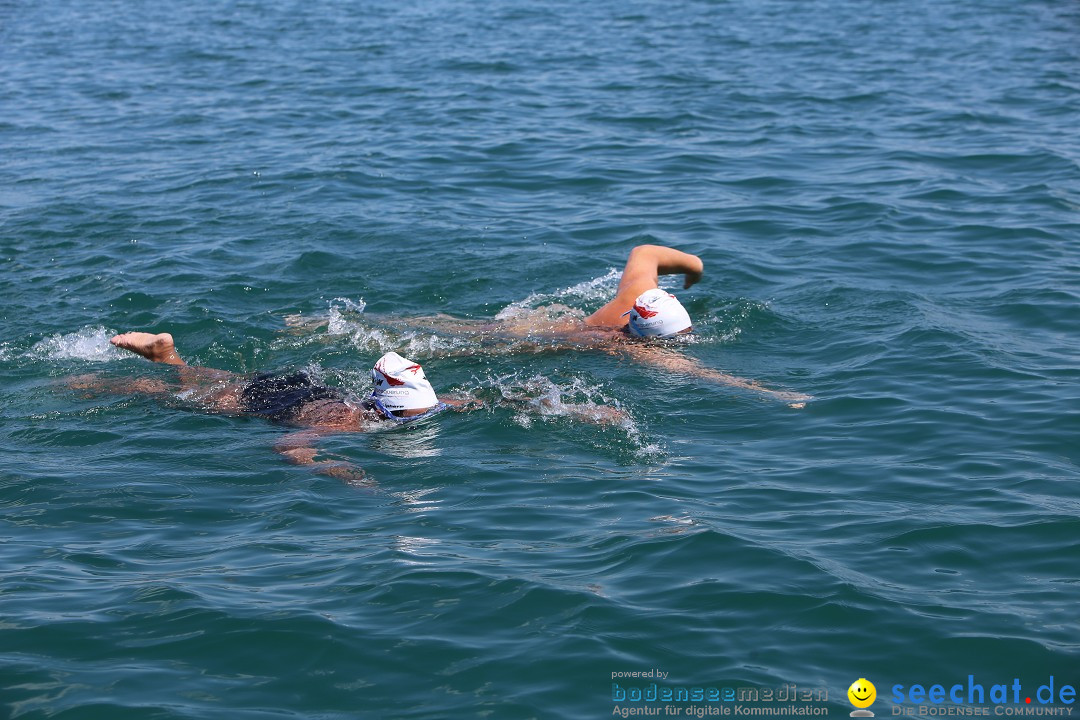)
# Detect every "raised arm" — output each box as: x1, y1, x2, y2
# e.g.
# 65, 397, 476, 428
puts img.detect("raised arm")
586, 245, 704, 329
